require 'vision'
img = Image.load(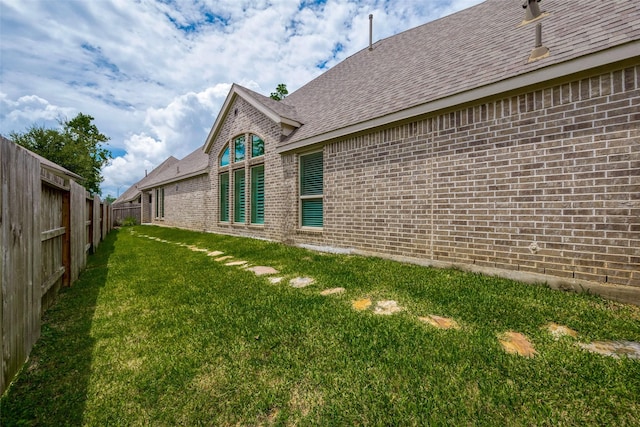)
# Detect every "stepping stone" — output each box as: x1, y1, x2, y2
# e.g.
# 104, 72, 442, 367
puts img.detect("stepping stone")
320, 287, 346, 296
207, 251, 224, 257
290, 277, 314, 288
215, 256, 234, 262
577, 341, 640, 359
419, 315, 460, 330
499, 332, 537, 358
268, 277, 283, 284
352, 298, 372, 311
246, 266, 279, 276
373, 300, 403, 315
225, 261, 247, 267
545, 322, 578, 339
